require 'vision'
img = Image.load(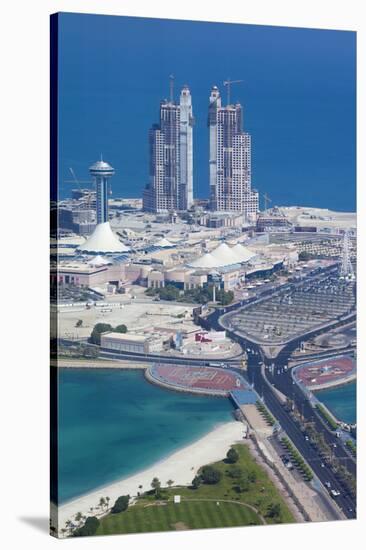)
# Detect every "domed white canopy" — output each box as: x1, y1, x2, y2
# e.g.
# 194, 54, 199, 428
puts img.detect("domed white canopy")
155, 237, 174, 248
189, 242, 255, 269
210, 243, 241, 265
78, 222, 129, 253
189, 252, 221, 269
231, 243, 256, 262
